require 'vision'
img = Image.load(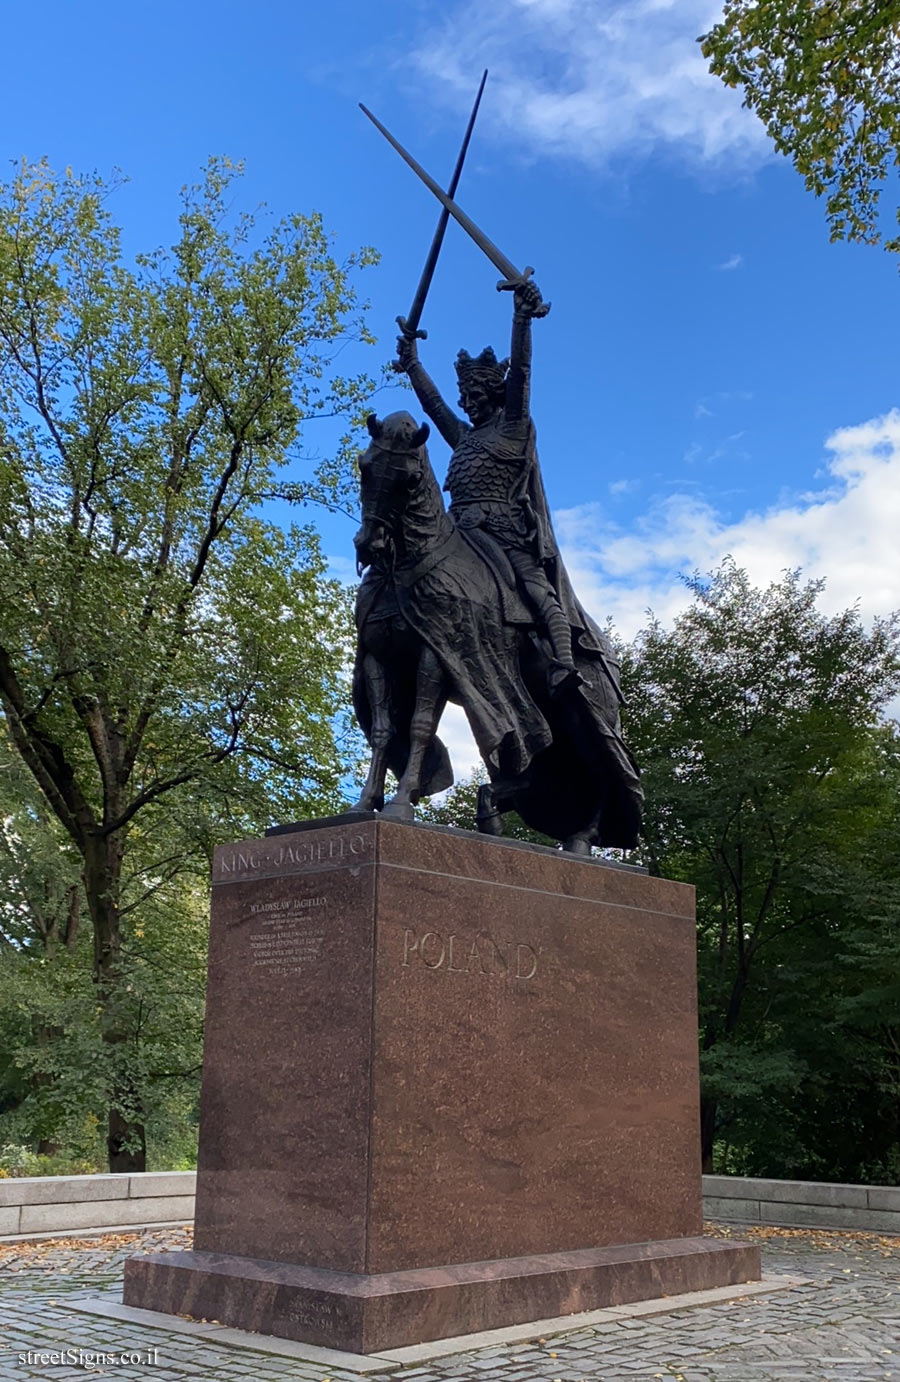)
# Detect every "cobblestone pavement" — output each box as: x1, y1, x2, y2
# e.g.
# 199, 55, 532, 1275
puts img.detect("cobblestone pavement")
1, 1223, 898, 1381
